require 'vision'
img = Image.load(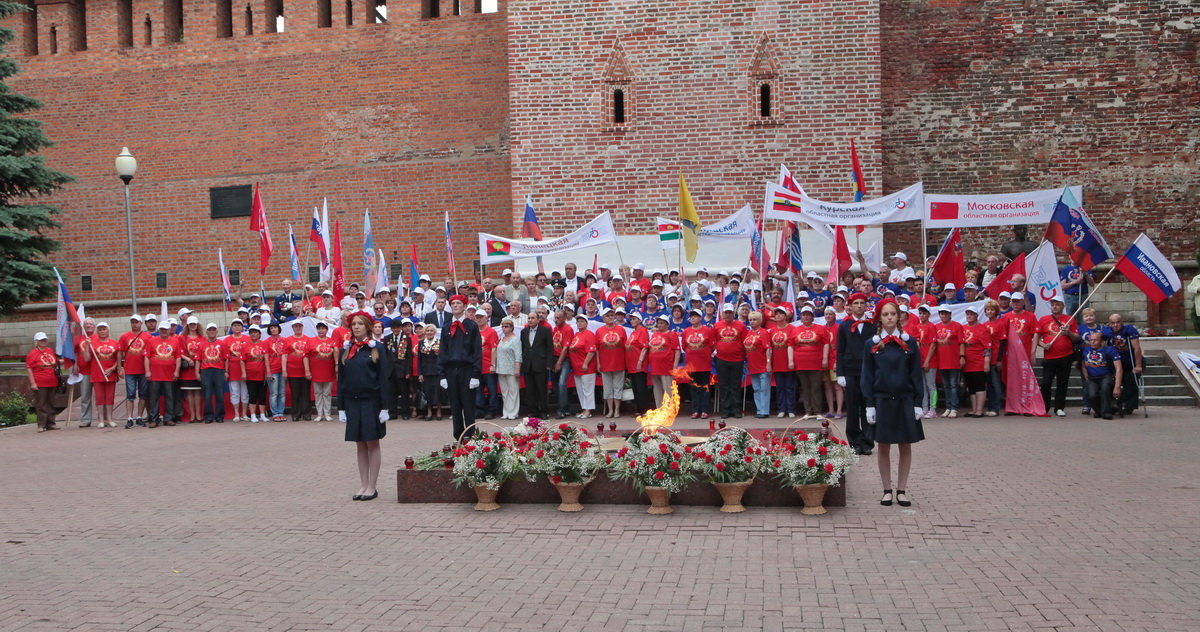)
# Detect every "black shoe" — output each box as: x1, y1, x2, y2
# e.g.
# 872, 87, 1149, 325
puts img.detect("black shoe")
555, 412, 567, 419
352, 494, 363, 501
424, 415, 432, 421
735, 413, 744, 418
1004, 412, 1018, 417
1103, 413, 1113, 420
880, 489, 894, 506
862, 448, 873, 456
216, 419, 224, 423
896, 490, 911, 507
1093, 412, 1101, 418
755, 413, 768, 419
124, 420, 134, 429
204, 419, 213, 424
135, 417, 146, 427
360, 492, 378, 501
